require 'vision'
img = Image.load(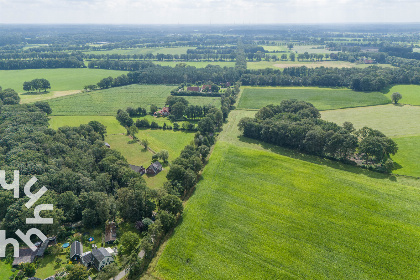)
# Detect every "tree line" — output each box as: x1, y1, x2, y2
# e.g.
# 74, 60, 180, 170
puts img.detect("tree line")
238, 100, 398, 173
23, 78, 51, 92
0, 57, 84, 70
